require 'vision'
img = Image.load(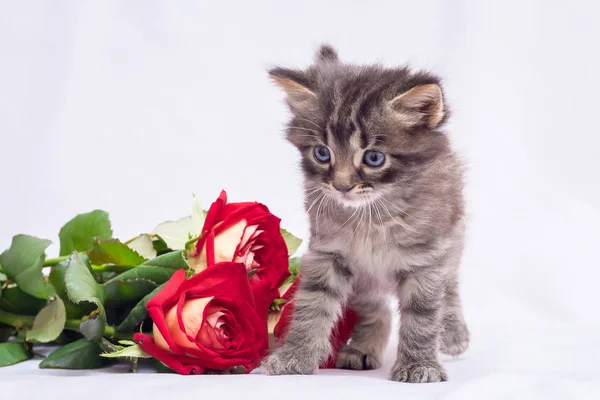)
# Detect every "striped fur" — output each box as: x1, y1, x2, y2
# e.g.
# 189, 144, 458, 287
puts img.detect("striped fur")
265, 45, 469, 383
